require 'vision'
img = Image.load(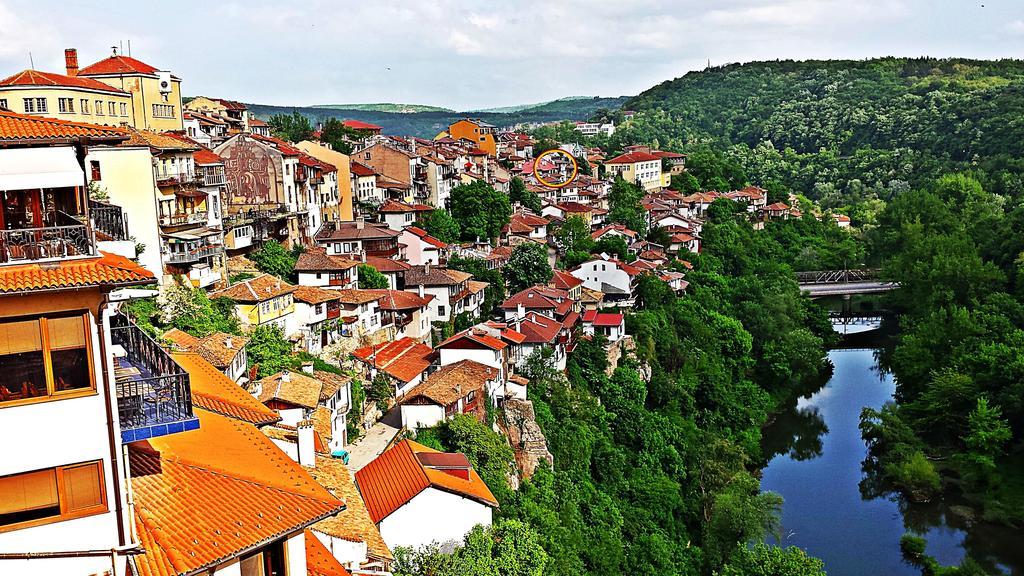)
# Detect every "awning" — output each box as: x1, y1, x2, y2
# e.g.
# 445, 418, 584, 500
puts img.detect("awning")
0, 146, 84, 190
175, 188, 207, 198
